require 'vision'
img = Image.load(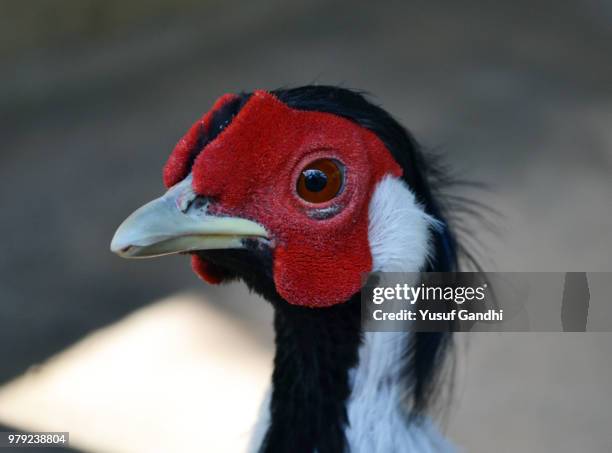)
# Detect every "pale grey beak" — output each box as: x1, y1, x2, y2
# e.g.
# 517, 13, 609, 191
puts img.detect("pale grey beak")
110, 176, 268, 258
